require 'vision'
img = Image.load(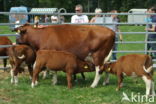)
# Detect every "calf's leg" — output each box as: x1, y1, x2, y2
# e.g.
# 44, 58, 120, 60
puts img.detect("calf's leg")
31, 67, 42, 88
116, 74, 123, 91
27, 64, 33, 80
103, 72, 110, 85
66, 71, 73, 89
142, 75, 152, 95
52, 71, 57, 85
